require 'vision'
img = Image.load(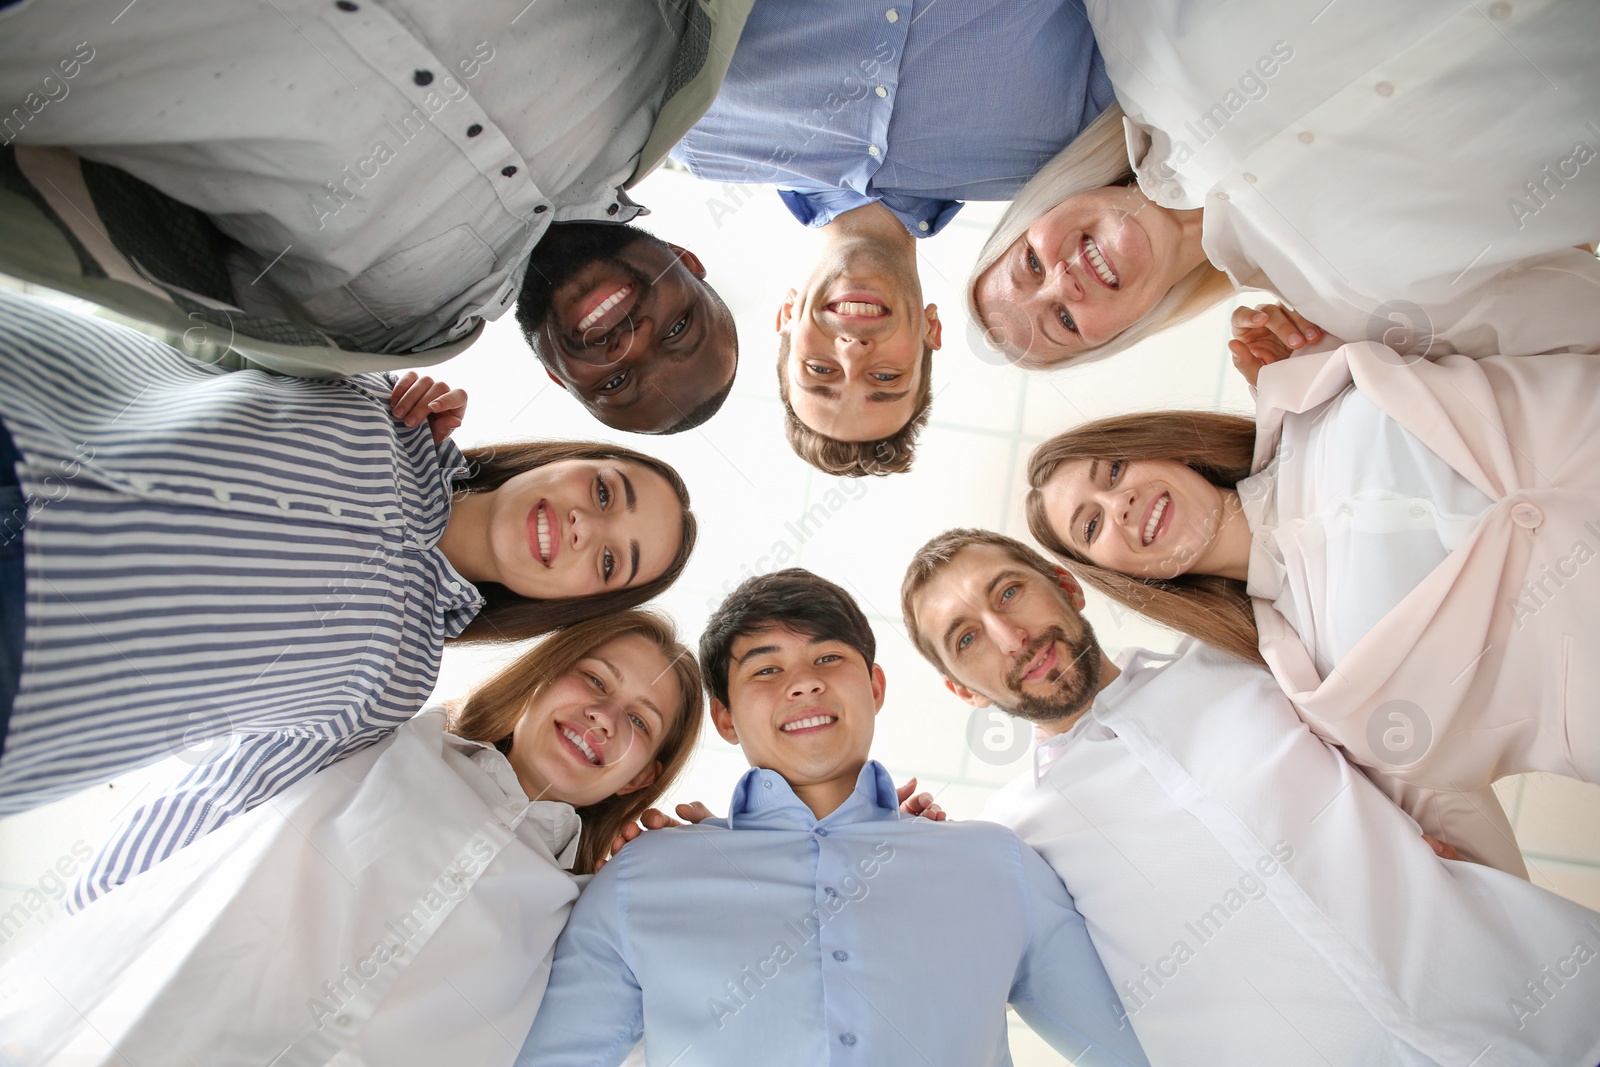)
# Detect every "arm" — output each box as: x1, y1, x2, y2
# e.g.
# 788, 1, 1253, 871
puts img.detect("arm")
1008, 837, 1152, 1067
68, 730, 377, 910
517, 855, 646, 1067
1355, 766, 1527, 878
